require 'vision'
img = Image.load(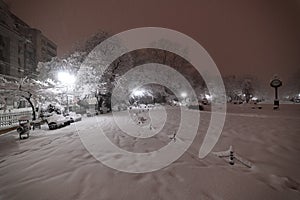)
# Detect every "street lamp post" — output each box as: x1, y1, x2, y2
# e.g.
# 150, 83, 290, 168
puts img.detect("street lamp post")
270, 75, 282, 110
58, 71, 75, 114
181, 92, 187, 105
66, 88, 70, 113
